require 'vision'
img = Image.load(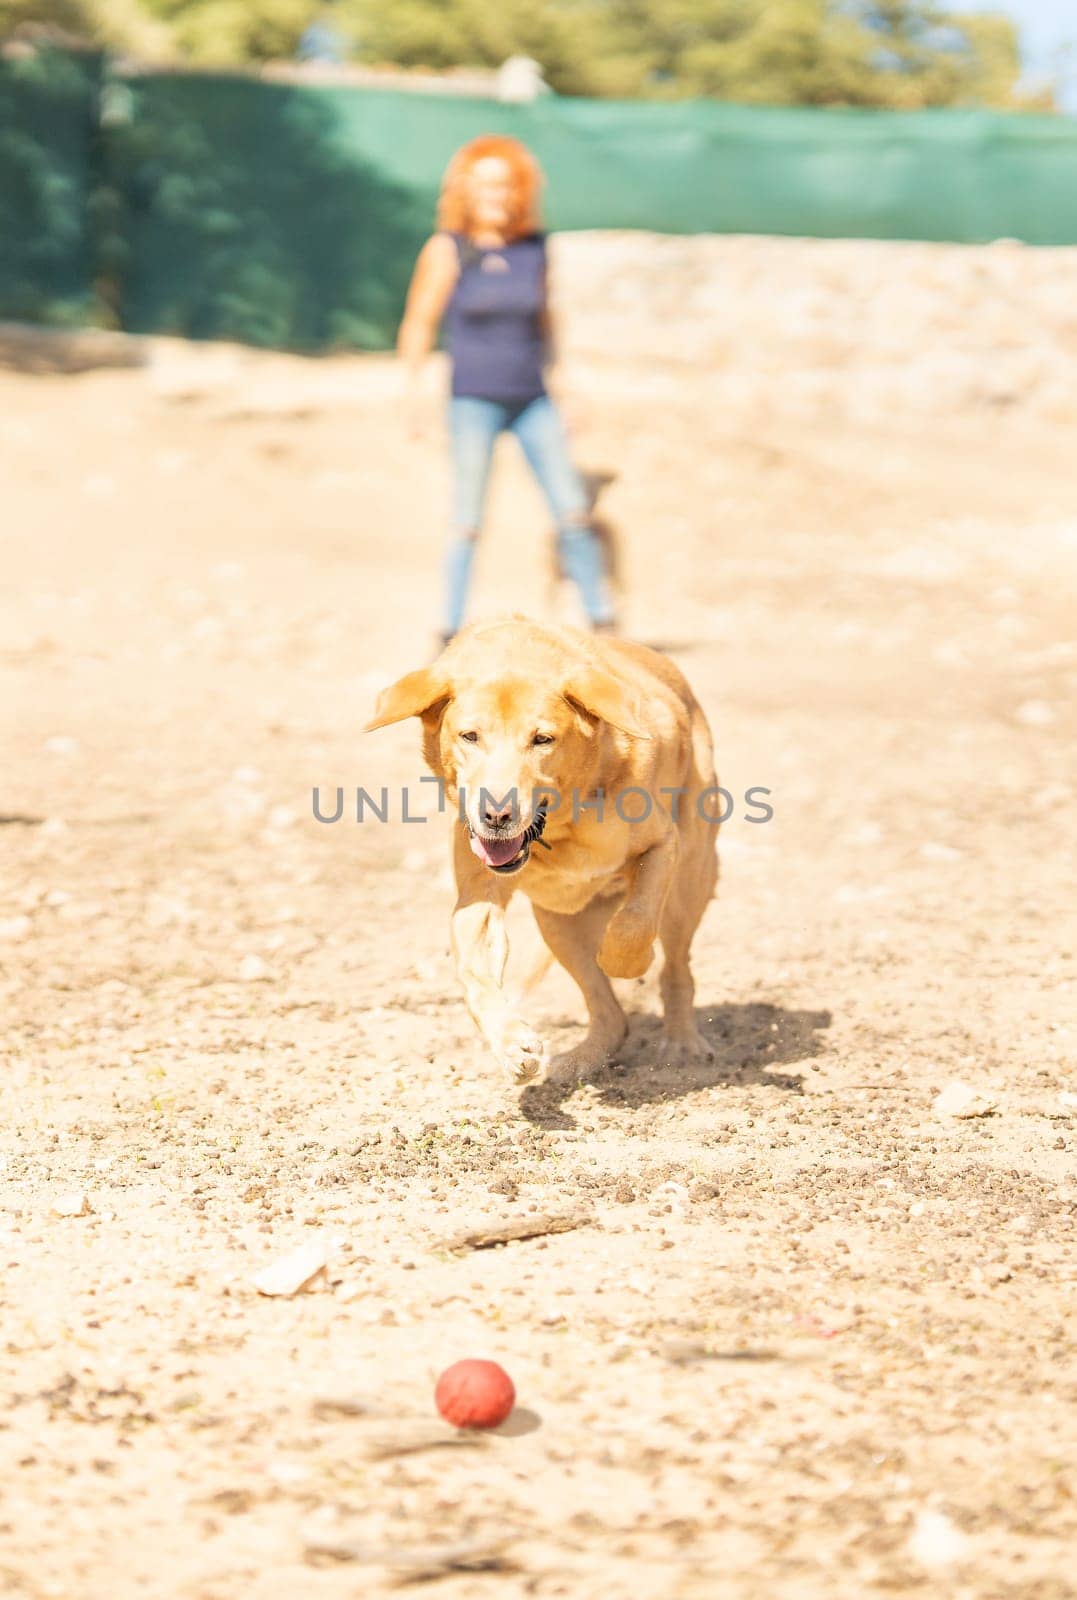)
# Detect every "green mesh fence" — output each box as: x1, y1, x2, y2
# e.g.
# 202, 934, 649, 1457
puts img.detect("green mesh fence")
103, 78, 1077, 351
5, 57, 1077, 350
104, 73, 432, 349
0, 48, 104, 325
